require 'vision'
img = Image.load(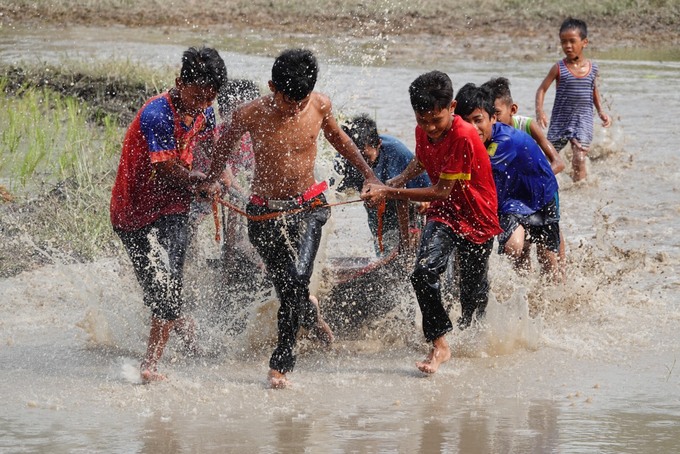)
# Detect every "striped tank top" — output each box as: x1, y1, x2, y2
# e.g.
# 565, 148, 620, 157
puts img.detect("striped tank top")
547, 59, 598, 147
